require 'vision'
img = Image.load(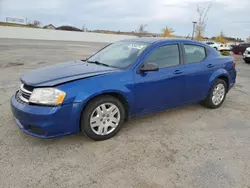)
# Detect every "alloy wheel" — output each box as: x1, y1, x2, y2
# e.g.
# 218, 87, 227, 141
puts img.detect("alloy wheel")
212, 83, 225, 105
90, 103, 120, 135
